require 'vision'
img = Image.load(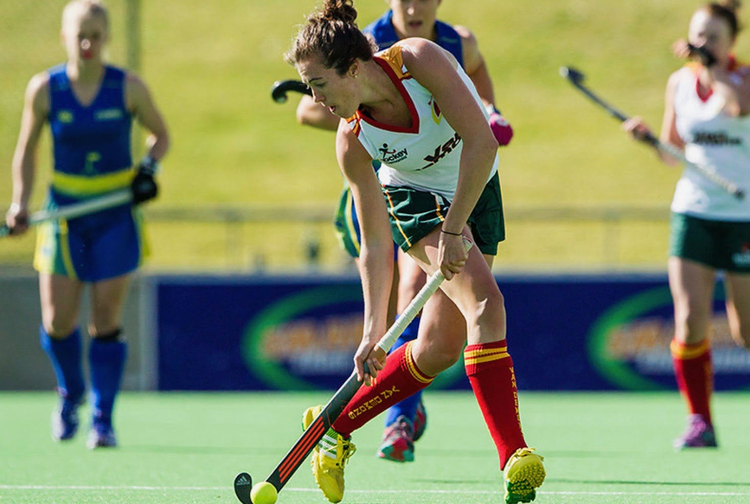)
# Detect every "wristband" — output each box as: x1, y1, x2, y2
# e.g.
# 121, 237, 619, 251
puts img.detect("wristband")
441, 229, 462, 236
139, 155, 160, 176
